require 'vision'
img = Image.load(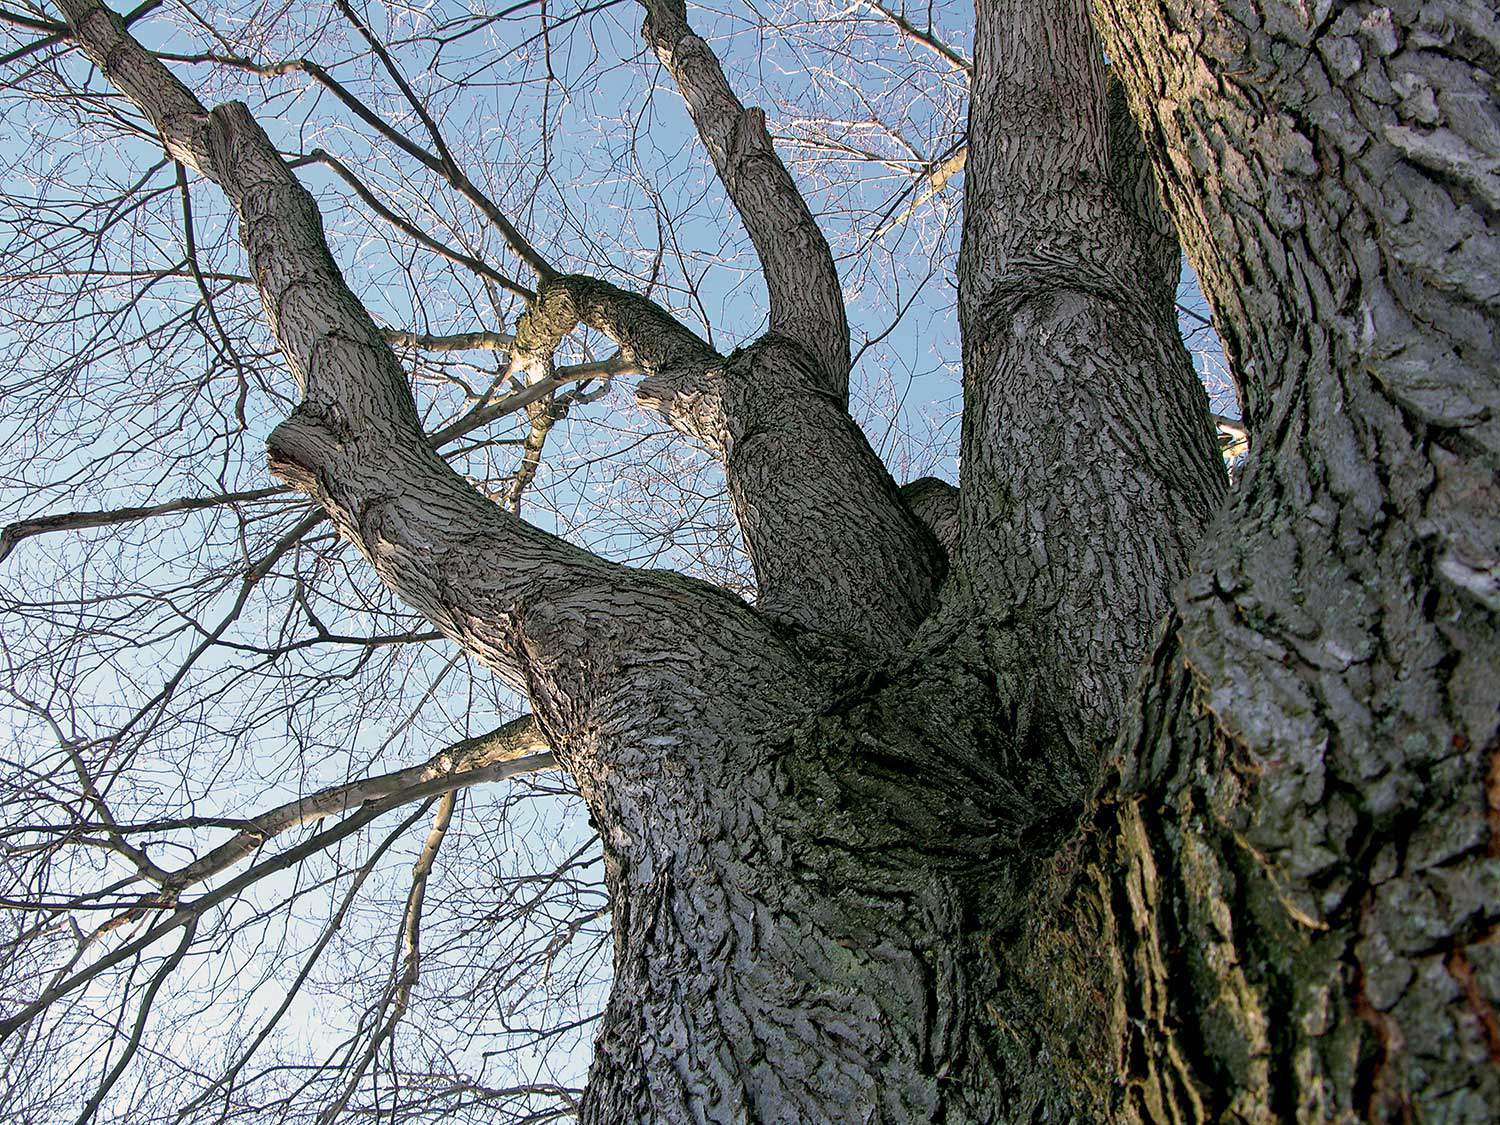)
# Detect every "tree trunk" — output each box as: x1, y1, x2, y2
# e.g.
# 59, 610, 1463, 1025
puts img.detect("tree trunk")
52, 0, 1497, 1119
582, 0, 1500, 1117
576, 620, 1151, 1123
992, 1, 1500, 1120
